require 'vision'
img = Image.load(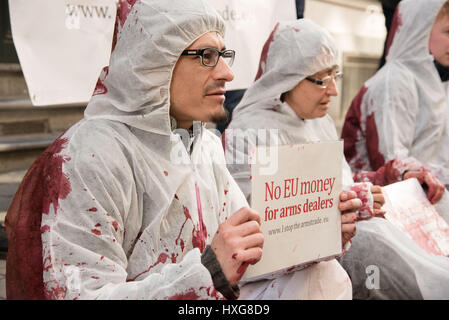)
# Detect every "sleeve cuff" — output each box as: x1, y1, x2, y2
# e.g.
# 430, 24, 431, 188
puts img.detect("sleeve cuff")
201, 245, 240, 300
